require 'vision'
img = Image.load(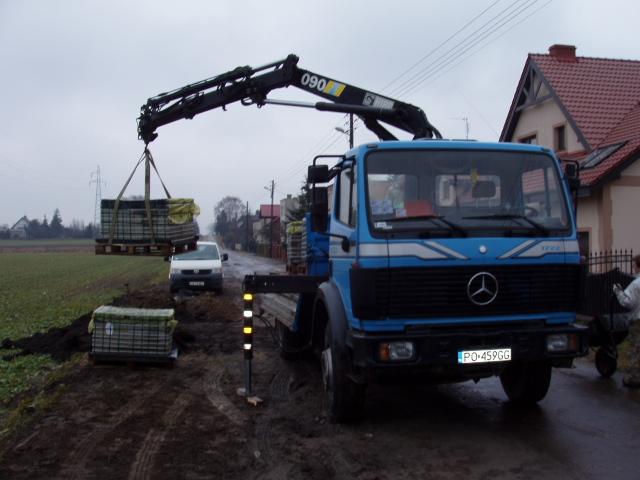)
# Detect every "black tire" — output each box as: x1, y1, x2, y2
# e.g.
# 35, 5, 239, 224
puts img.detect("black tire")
500, 361, 552, 405
595, 347, 617, 378
275, 320, 302, 360
321, 322, 365, 422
